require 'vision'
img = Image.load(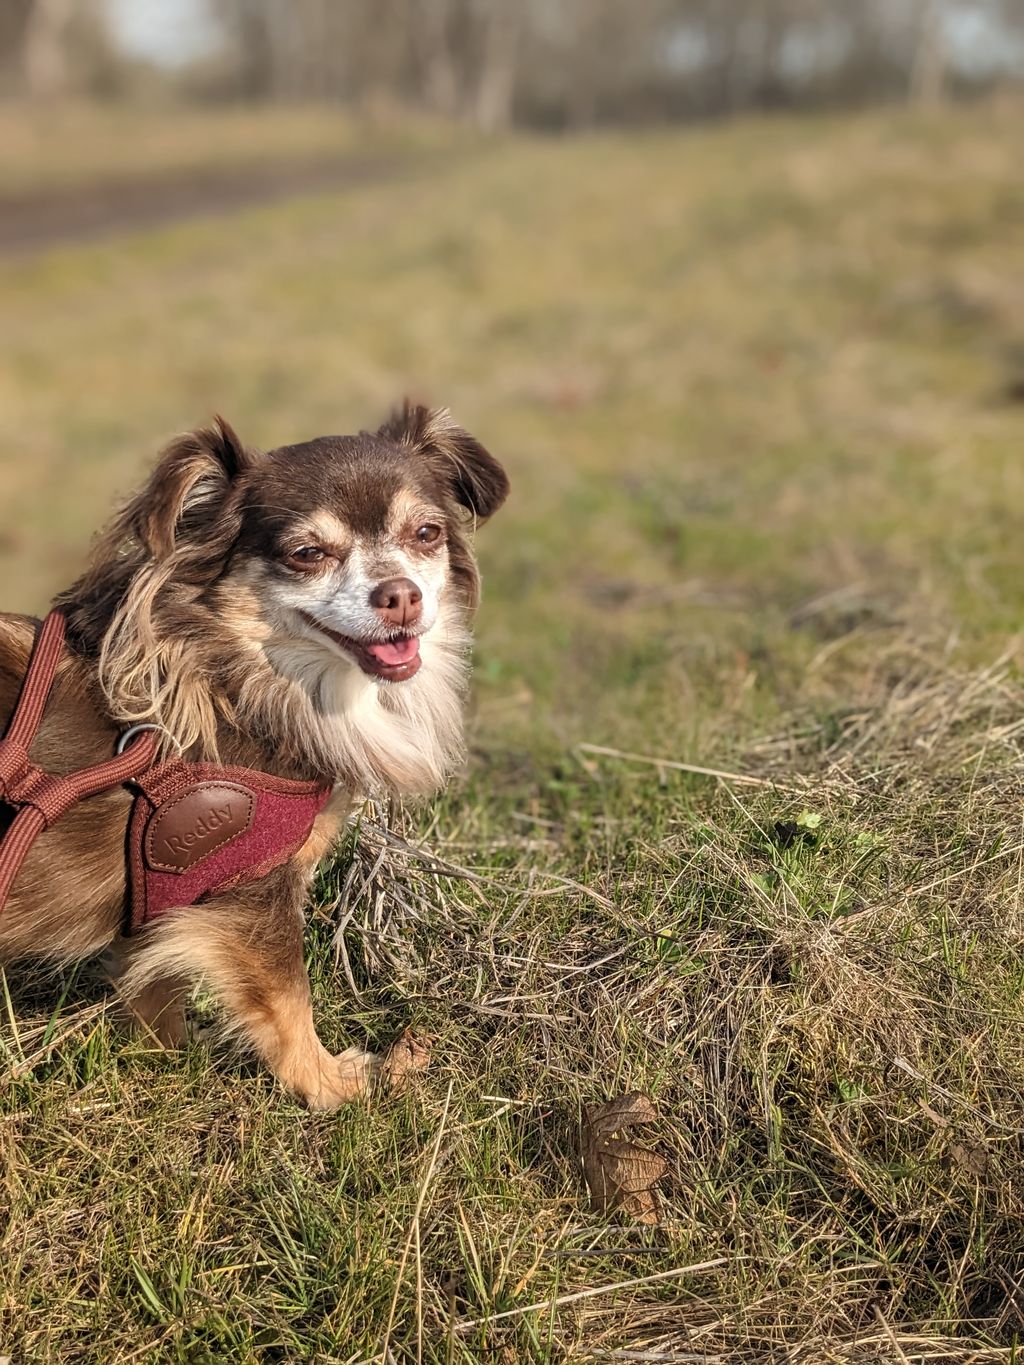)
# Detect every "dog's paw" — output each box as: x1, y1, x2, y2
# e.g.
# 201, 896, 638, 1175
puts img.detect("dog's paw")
306, 1045, 379, 1111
